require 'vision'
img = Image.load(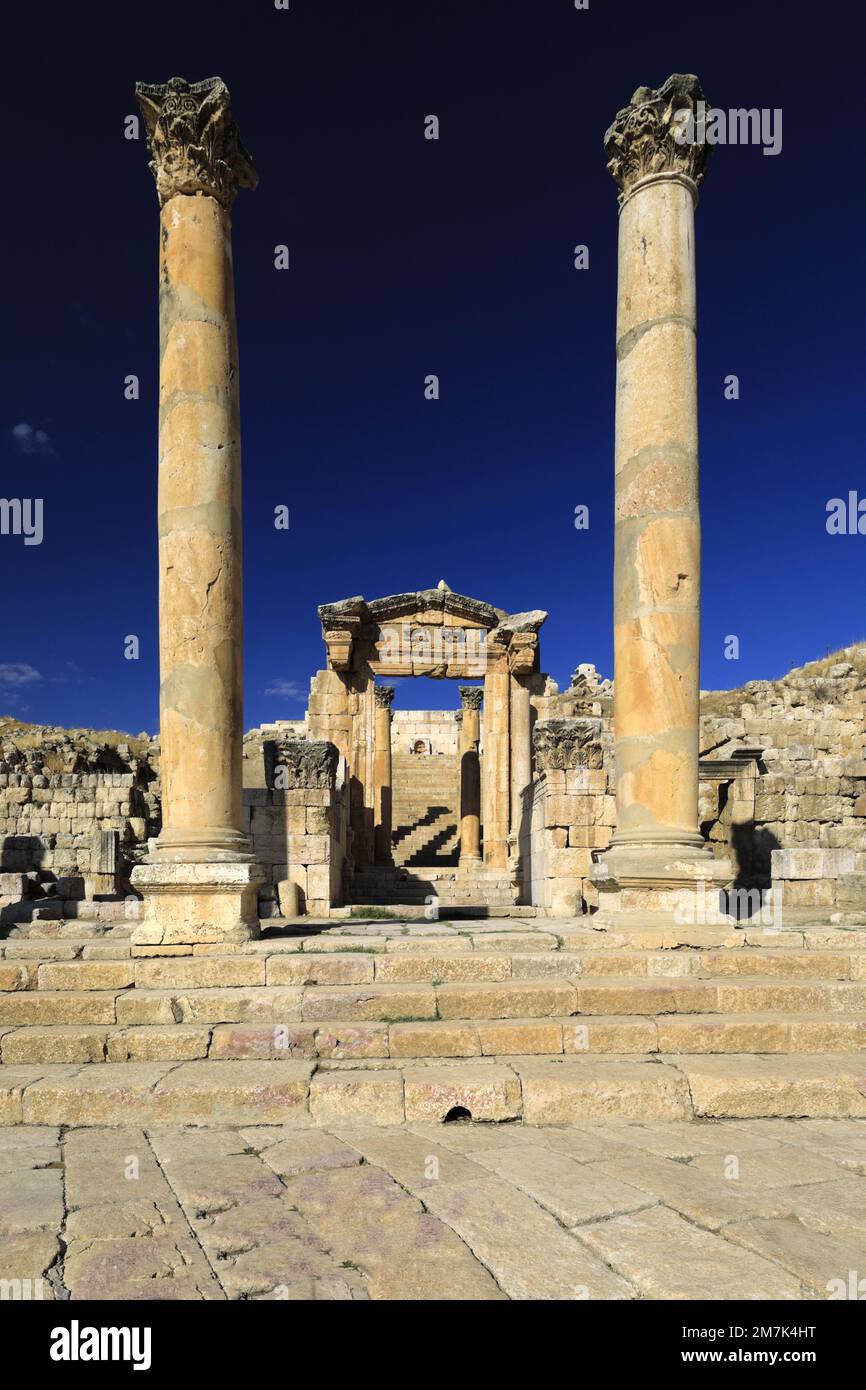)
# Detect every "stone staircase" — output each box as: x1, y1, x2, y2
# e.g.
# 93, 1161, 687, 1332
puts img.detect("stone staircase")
391, 811, 458, 868
391, 752, 459, 867
347, 865, 516, 912
2, 916, 866, 1126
